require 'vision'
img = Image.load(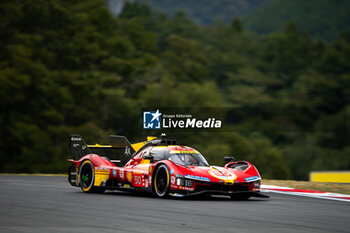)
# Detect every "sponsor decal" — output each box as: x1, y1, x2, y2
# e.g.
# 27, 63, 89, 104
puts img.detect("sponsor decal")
171, 176, 176, 185
71, 137, 81, 141
95, 167, 109, 170
170, 150, 197, 154
127, 172, 132, 182
133, 170, 143, 175
123, 184, 131, 188
179, 186, 195, 191
170, 169, 174, 174
209, 168, 237, 182
124, 146, 131, 156
113, 169, 117, 177
134, 175, 143, 185
143, 109, 162, 129
120, 170, 125, 179
244, 175, 260, 182
185, 174, 211, 182
149, 167, 152, 173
